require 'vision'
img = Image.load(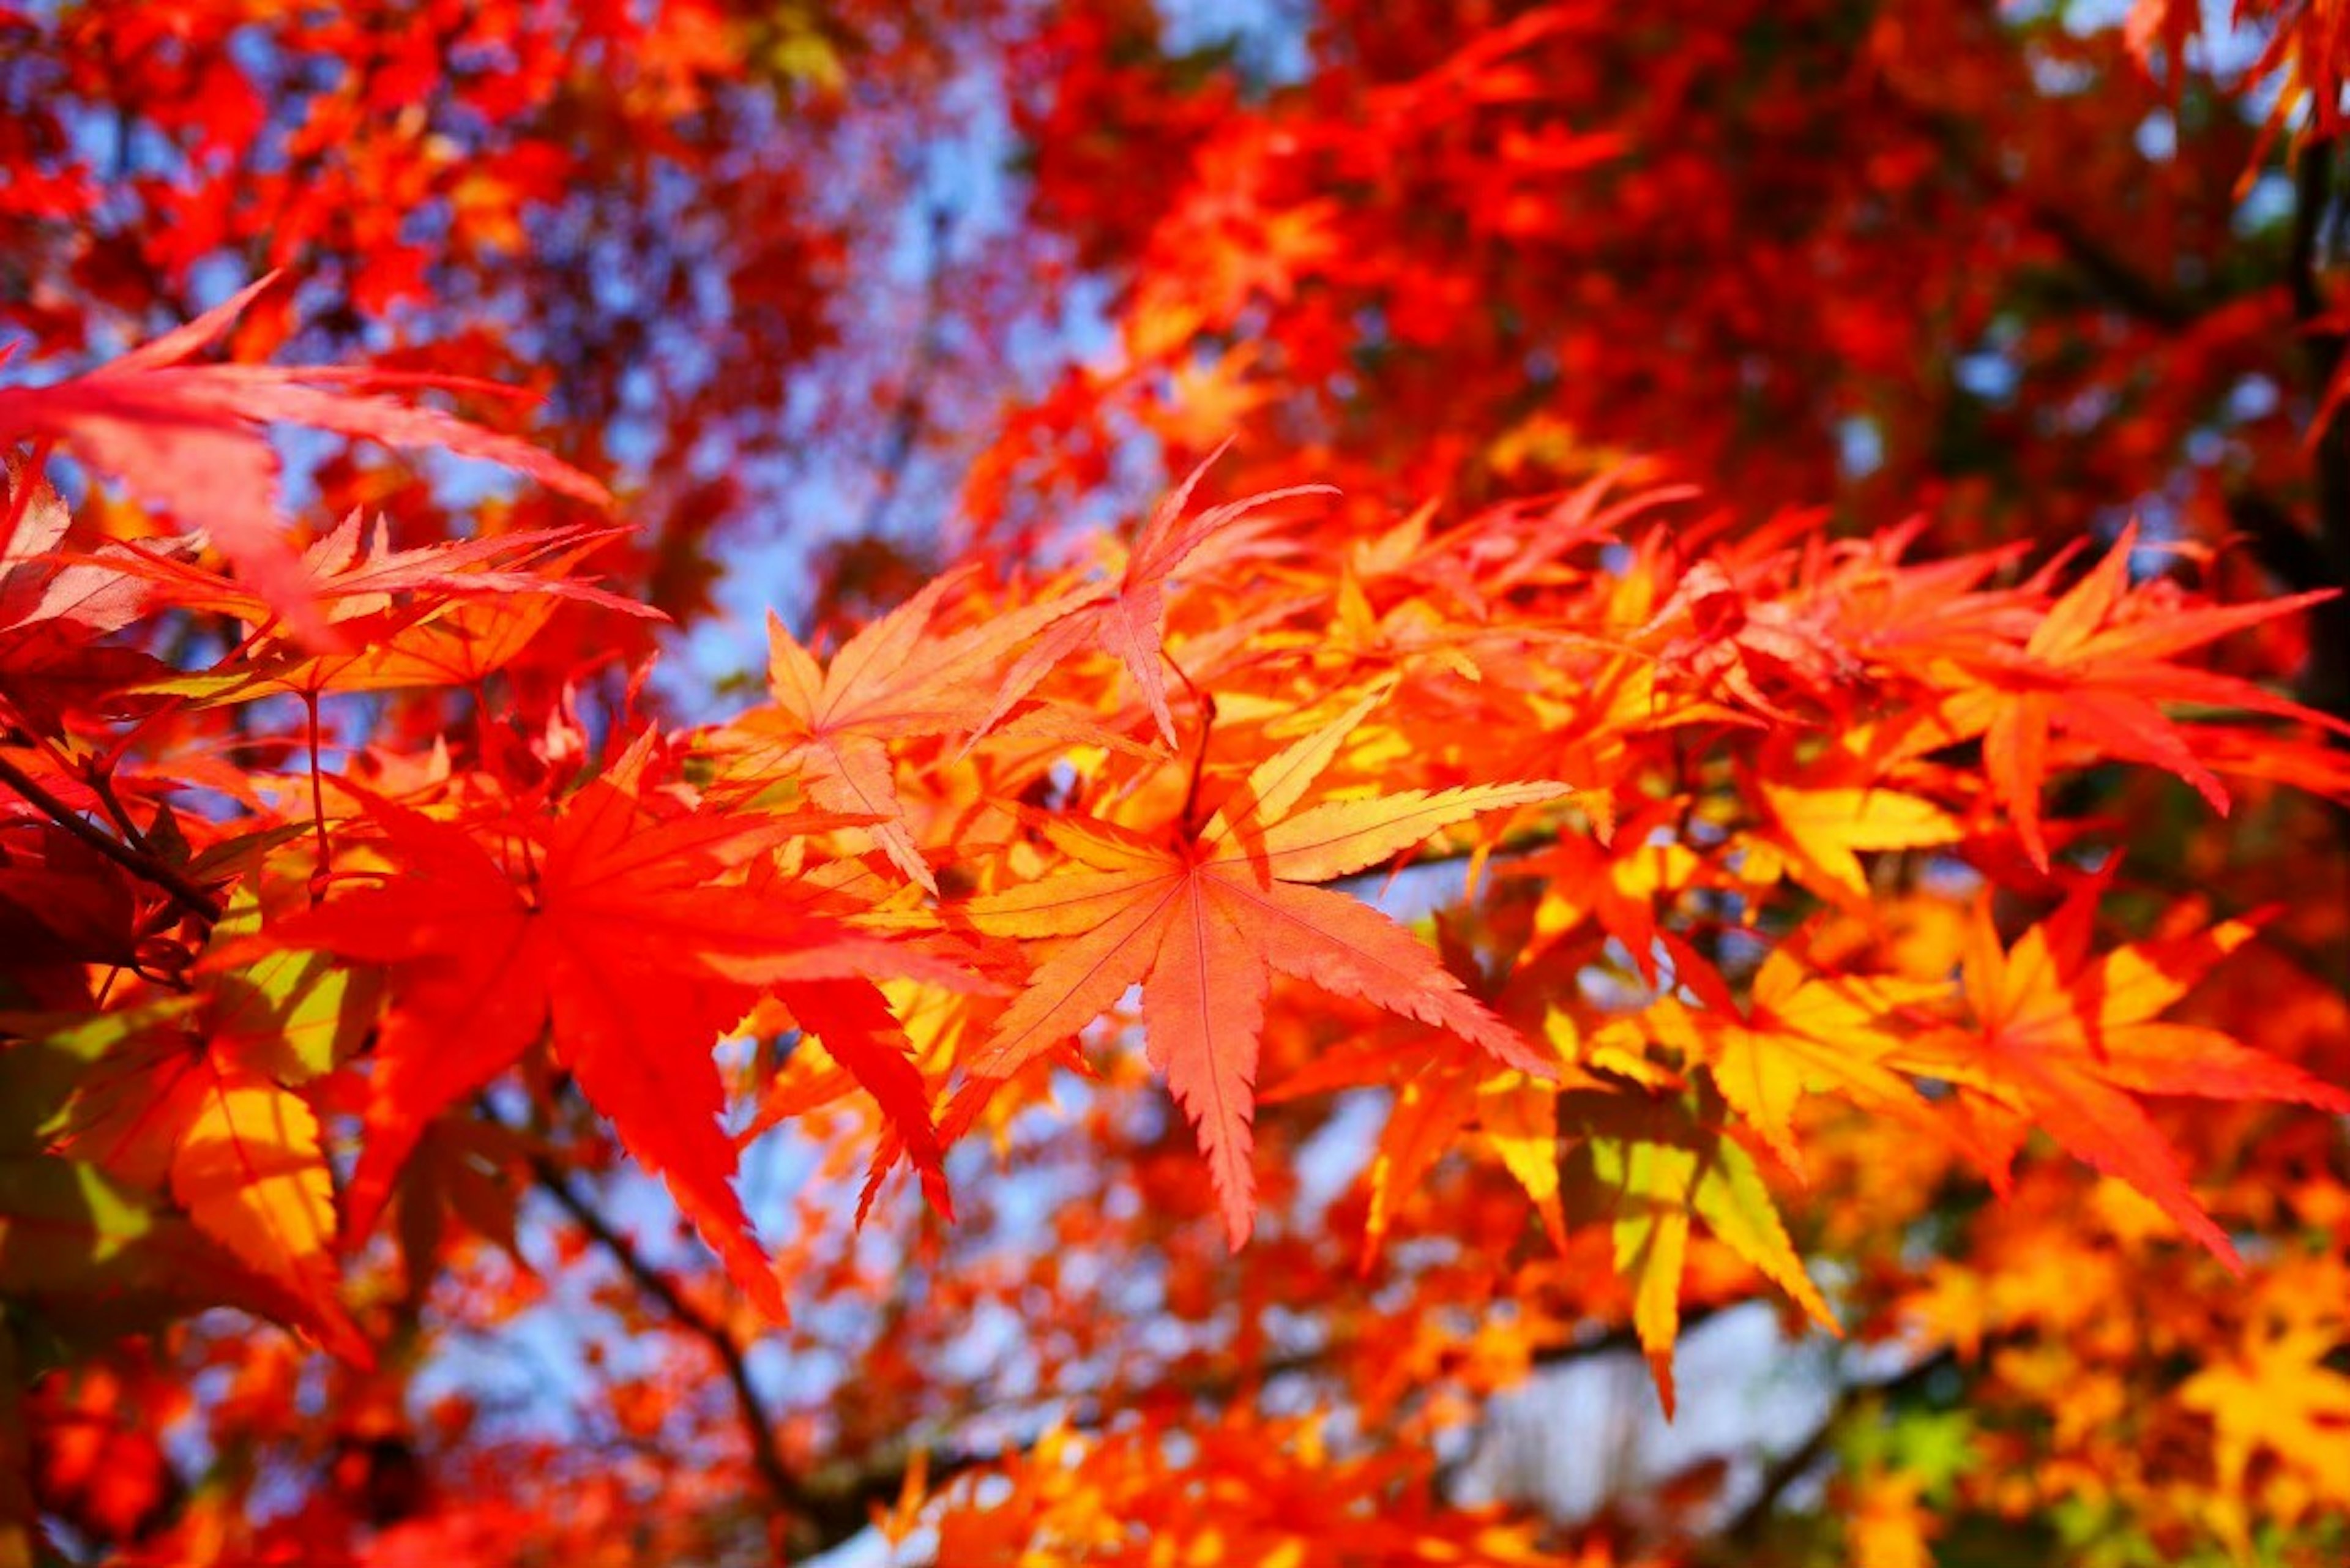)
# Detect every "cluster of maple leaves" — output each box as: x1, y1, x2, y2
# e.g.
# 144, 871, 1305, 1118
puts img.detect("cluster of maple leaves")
6, 1, 2350, 1565
6, 275, 2346, 1559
